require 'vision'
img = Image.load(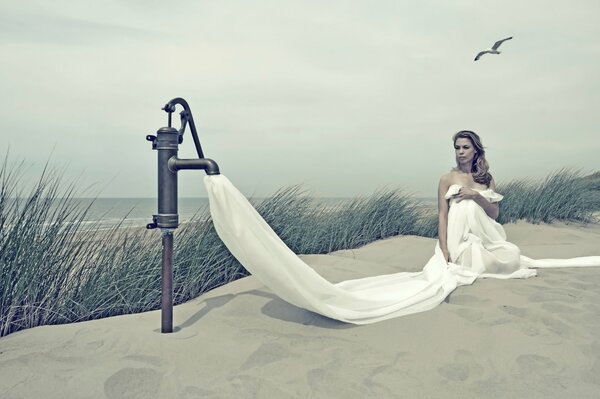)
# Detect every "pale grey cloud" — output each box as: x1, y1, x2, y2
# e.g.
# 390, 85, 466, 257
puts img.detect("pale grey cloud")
0, 4, 167, 45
